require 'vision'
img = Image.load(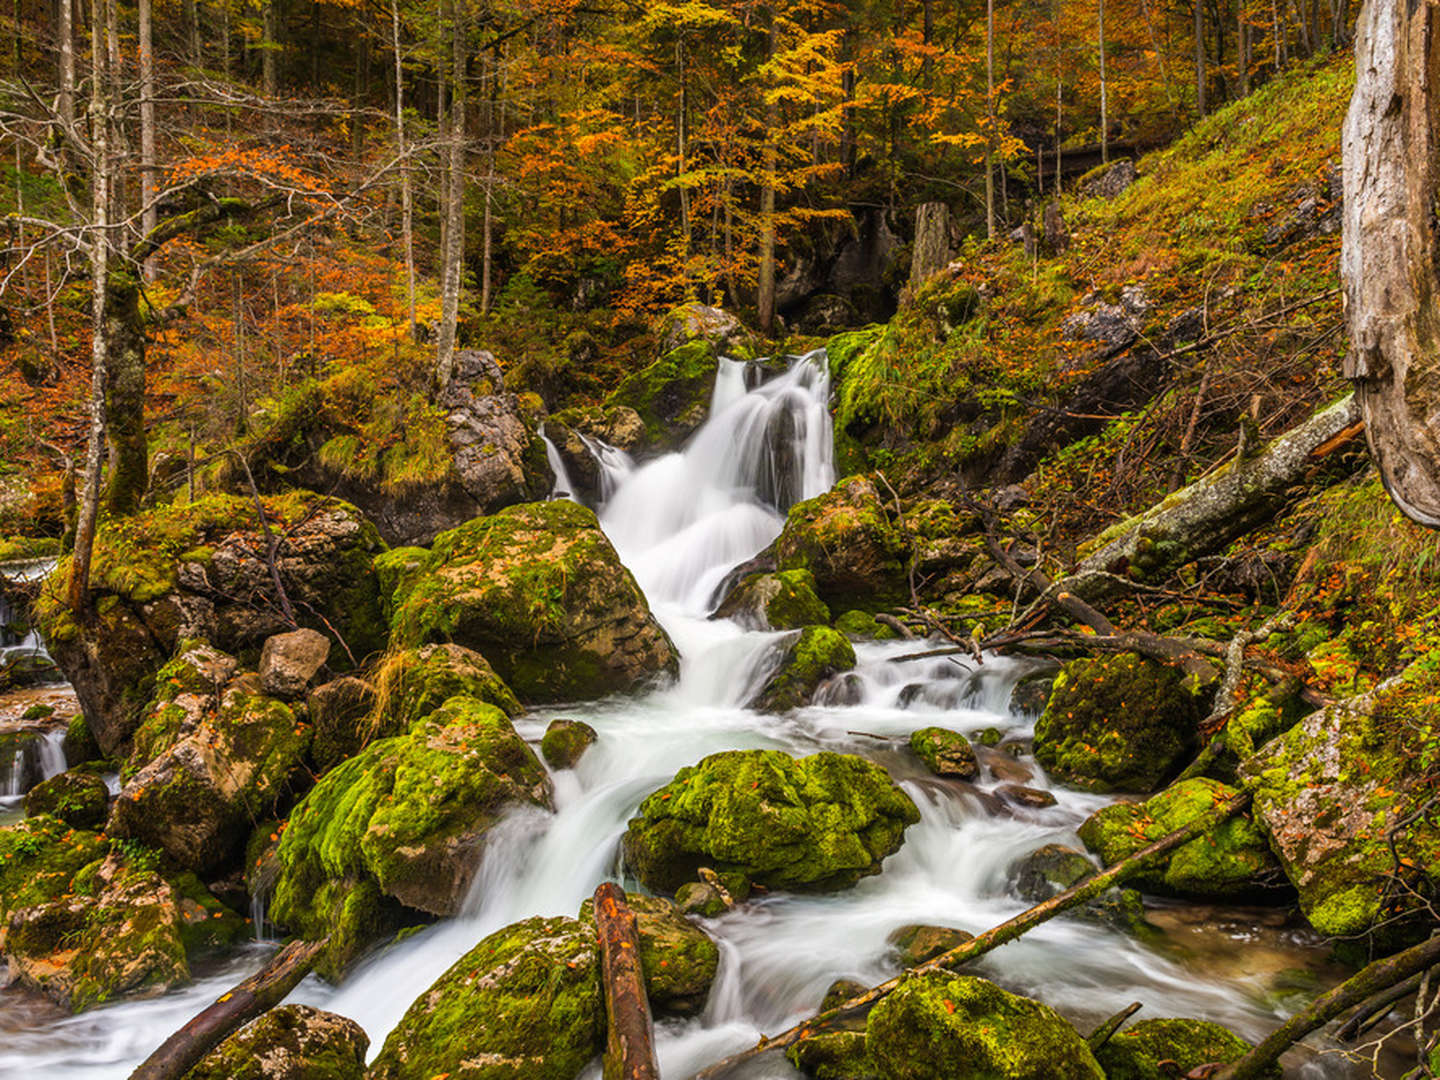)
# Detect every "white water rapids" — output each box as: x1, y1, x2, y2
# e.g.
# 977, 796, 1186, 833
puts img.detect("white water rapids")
0, 352, 1351, 1077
